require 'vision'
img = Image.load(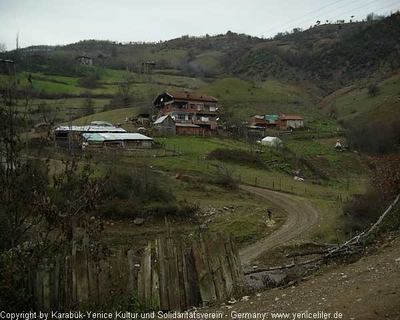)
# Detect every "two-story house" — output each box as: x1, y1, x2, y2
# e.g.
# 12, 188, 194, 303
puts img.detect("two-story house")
153, 92, 219, 135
